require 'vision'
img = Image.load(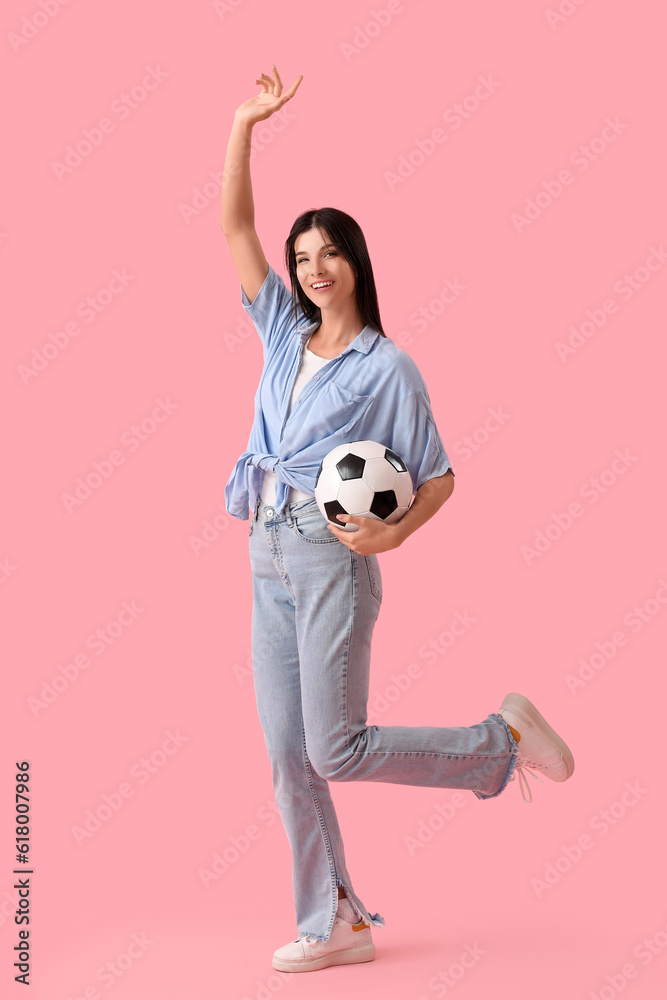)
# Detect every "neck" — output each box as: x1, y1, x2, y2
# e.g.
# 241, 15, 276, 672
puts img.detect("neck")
310, 307, 365, 352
